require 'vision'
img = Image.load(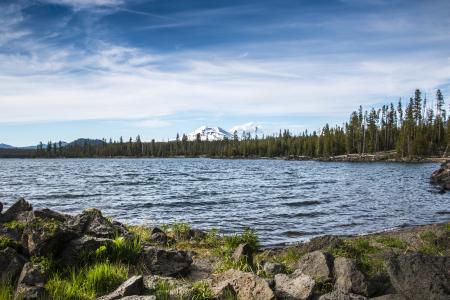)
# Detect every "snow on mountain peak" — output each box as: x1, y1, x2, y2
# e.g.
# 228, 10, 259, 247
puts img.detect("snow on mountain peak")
187, 126, 233, 141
